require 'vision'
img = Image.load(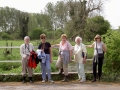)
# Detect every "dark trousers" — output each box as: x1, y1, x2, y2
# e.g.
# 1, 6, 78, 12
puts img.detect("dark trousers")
93, 57, 104, 79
